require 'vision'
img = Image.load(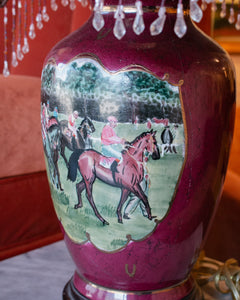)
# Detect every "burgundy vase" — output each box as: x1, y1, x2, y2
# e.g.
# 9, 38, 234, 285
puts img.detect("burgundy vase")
40, 0, 236, 299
